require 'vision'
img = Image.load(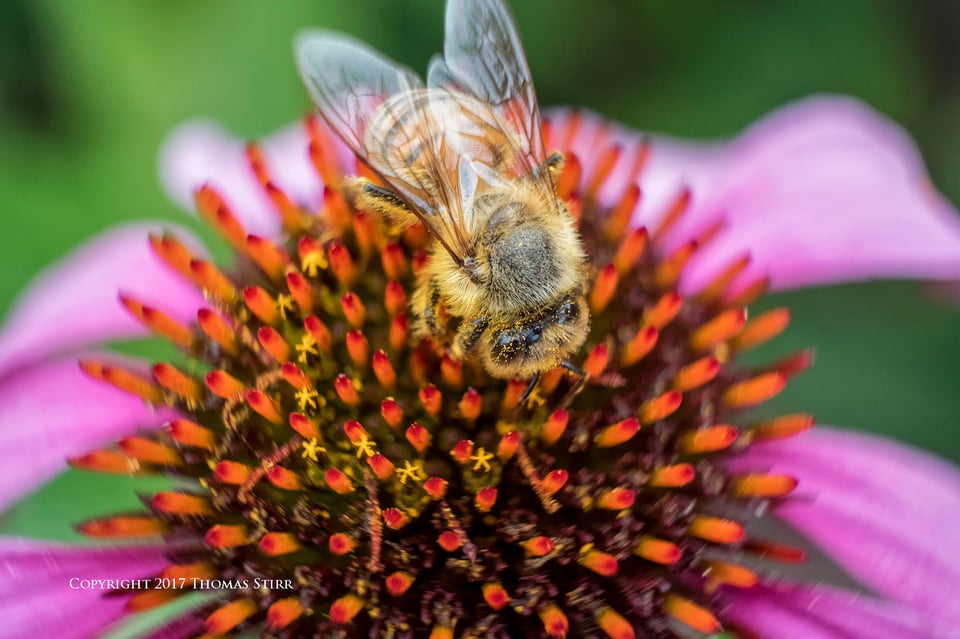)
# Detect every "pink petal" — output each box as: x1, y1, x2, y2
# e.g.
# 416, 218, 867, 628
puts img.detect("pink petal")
549, 97, 960, 292
0, 538, 168, 639
158, 120, 326, 235
0, 223, 206, 379
137, 613, 207, 639
0, 356, 176, 512
723, 583, 953, 639
733, 426, 960, 627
